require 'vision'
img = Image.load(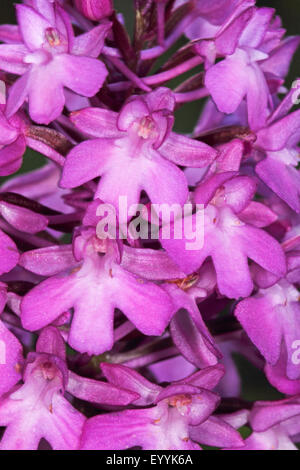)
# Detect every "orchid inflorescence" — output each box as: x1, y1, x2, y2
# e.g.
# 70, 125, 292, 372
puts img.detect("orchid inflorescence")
0, 0, 299, 451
